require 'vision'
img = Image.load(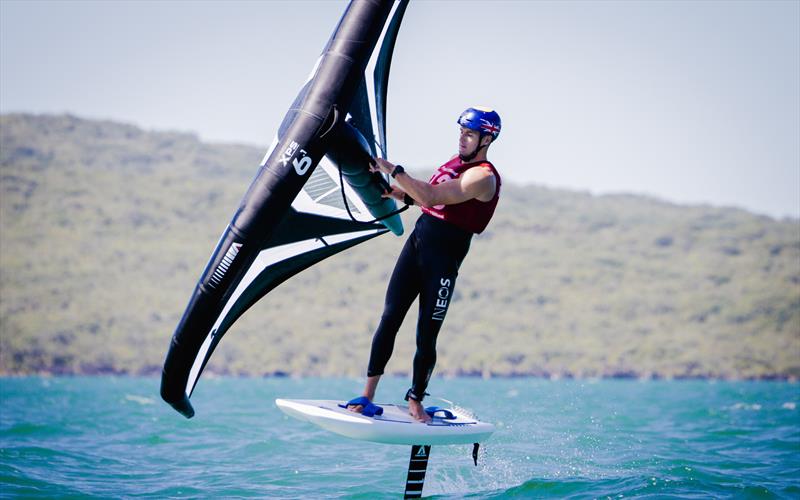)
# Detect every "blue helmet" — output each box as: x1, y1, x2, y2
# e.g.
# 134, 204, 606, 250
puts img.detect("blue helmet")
457, 107, 501, 142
